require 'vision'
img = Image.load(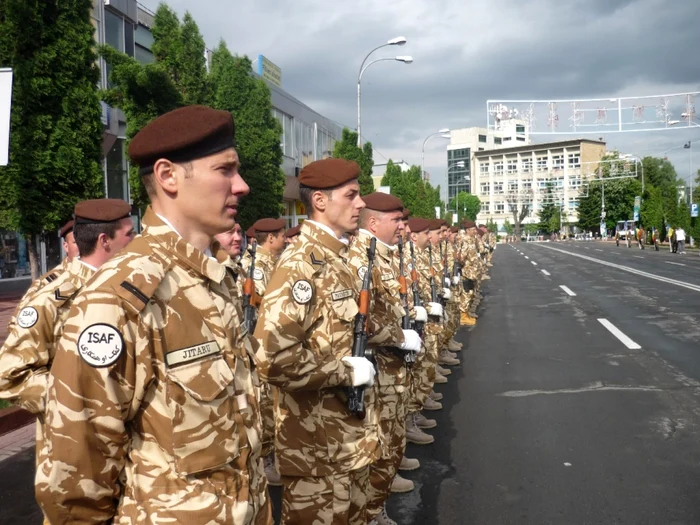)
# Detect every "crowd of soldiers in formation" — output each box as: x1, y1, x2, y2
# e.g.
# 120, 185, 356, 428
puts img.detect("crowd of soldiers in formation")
0, 104, 496, 525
